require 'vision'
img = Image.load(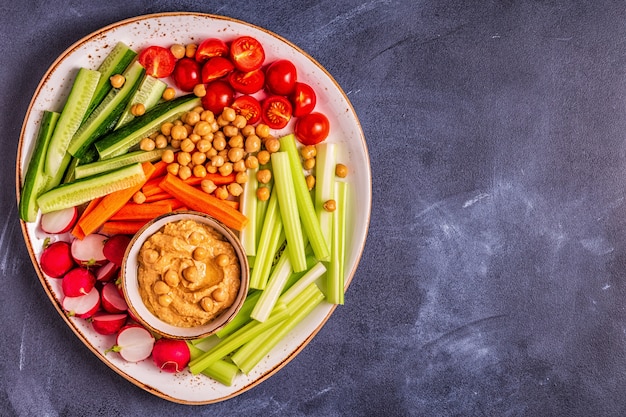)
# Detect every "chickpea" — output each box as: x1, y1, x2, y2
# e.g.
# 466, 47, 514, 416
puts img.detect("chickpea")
301, 145, 317, 160
193, 83, 206, 98
193, 121, 212, 136
323, 199, 337, 212
200, 297, 213, 312
200, 110, 215, 123
161, 121, 174, 136
257, 150, 271, 165
212, 135, 226, 151
162, 87, 176, 101
256, 123, 270, 138
216, 254, 230, 267
153, 280, 170, 295
206, 164, 218, 174
188, 231, 204, 245
193, 247, 208, 261
170, 124, 188, 141
158, 294, 173, 307
154, 134, 168, 149
264, 137, 280, 153
184, 123, 193, 136
109, 74, 125, 88
219, 162, 234, 176
188, 133, 201, 144
228, 183, 243, 197
335, 163, 349, 178
131, 103, 146, 117
215, 185, 229, 200
306, 175, 316, 190
143, 249, 159, 264
256, 186, 270, 201
209, 120, 220, 132
180, 138, 195, 153
132, 191, 146, 204
245, 135, 261, 153
233, 160, 247, 173
192, 105, 204, 114
164, 269, 180, 287
228, 147, 244, 163
139, 137, 155, 151
210, 154, 225, 167
185, 43, 197, 58
221, 107, 236, 122
185, 110, 201, 126
201, 179, 217, 194
192, 164, 207, 178
212, 287, 227, 302
170, 139, 181, 149
167, 162, 180, 176
235, 171, 248, 184
245, 155, 259, 169
191, 151, 207, 166
178, 165, 192, 180
177, 151, 192, 166
232, 114, 247, 129
223, 125, 238, 138
228, 134, 244, 149
216, 114, 230, 127
170, 43, 186, 59
206, 147, 218, 158
303, 158, 316, 170
256, 169, 272, 184
196, 139, 212, 153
